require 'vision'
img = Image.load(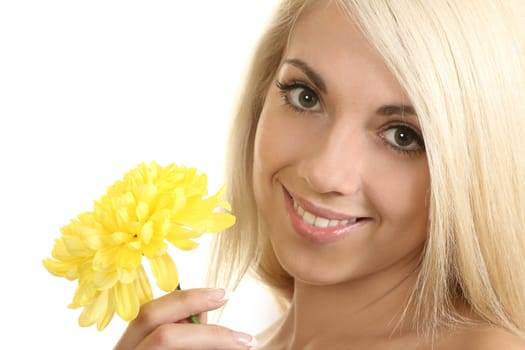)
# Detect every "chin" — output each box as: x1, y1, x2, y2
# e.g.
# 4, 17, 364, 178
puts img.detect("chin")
270, 241, 365, 287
